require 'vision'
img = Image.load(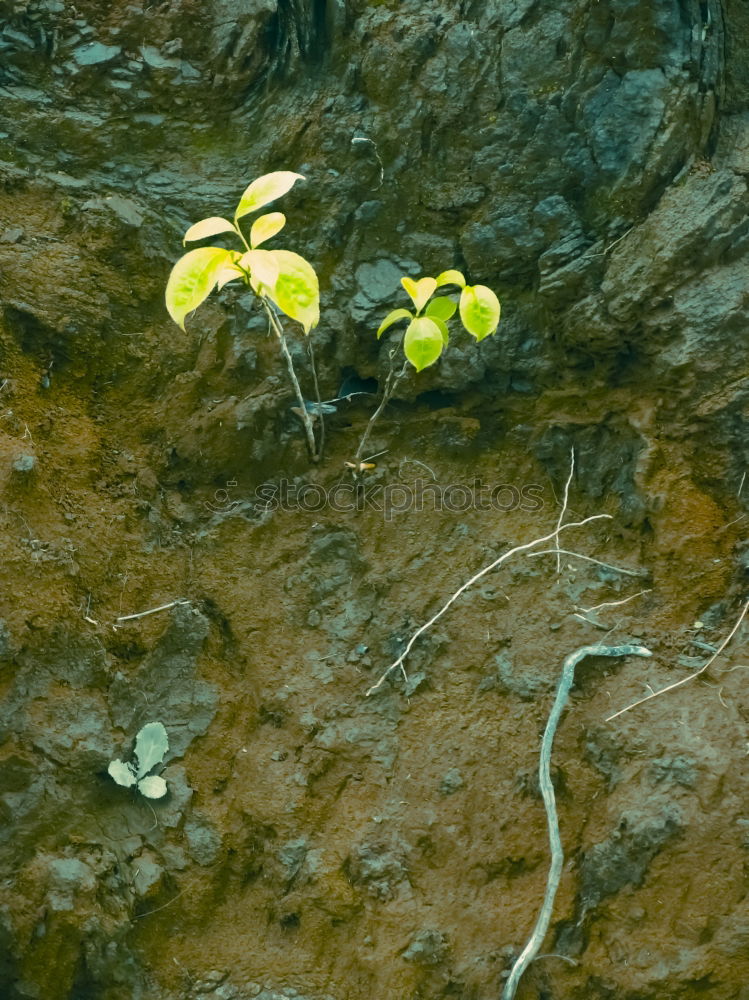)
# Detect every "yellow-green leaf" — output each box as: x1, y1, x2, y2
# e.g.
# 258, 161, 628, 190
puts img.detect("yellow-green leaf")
376, 308, 413, 339
266, 249, 319, 333
401, 276, 438, 313
250, 212, 286, 249
216, 264, 245, 290
183, 216, 237, 245
403, 316, 444, 372
238, 249, 280, 291
459, 284, 501, 341
215, 251, 245, 290
425, 297, 457, 322
431, 315, 449, 345
165, 247, 233, 330
235, 171, 305, 222
435, 269, 466, 289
